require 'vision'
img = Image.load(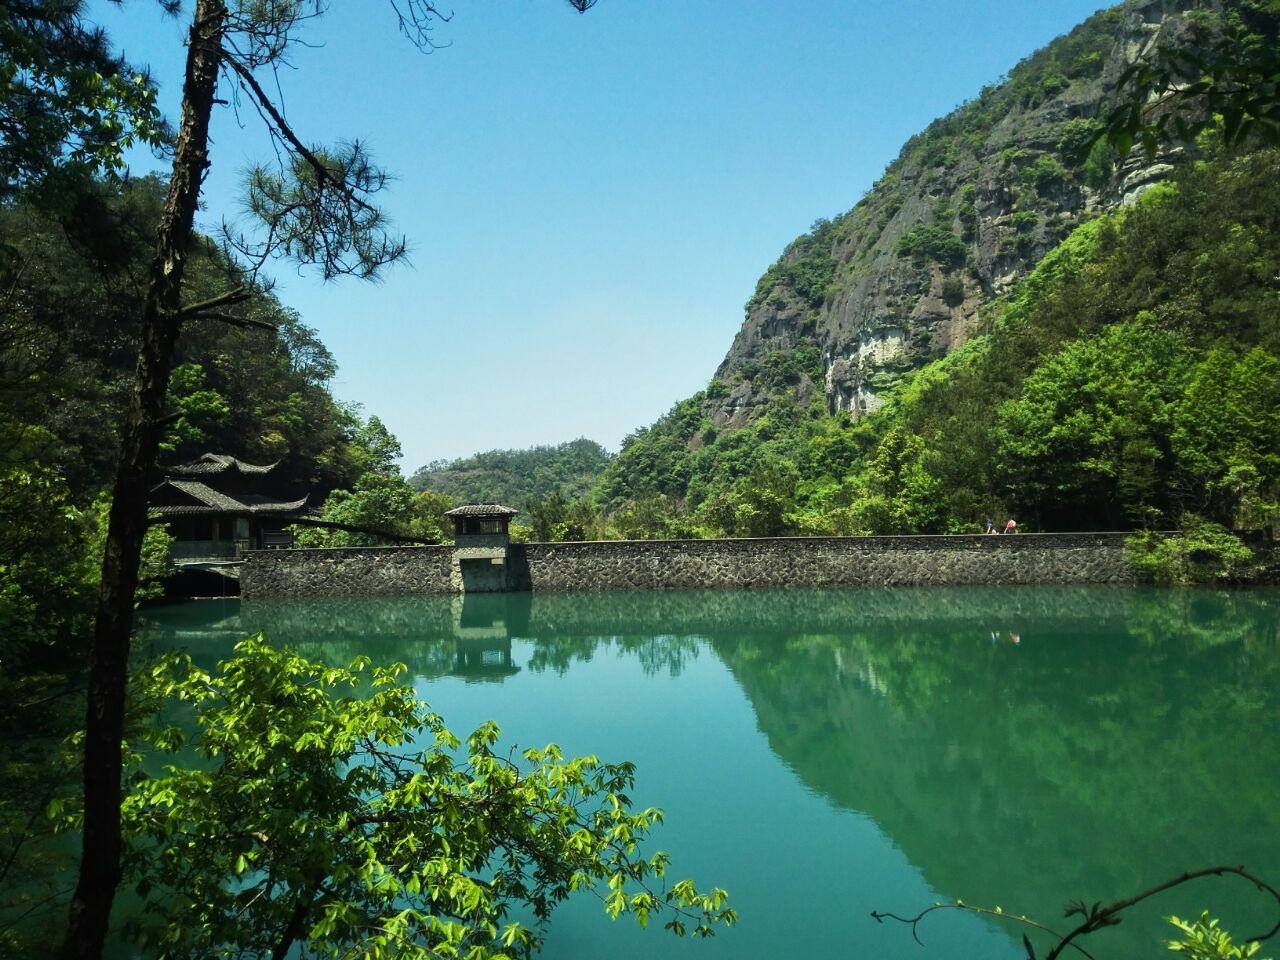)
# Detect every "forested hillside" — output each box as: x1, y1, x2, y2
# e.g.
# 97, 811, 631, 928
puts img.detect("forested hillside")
0, 171, 413, 716
2, 176, 375, 498
410, 439, 611, 508
708, 0, 1171, 428
587, 0, 1279, 567
599, 149, 1279, 541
